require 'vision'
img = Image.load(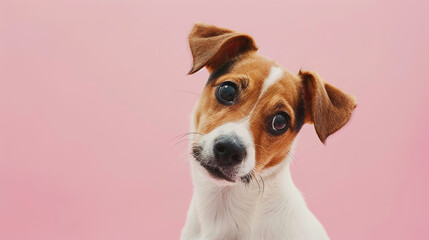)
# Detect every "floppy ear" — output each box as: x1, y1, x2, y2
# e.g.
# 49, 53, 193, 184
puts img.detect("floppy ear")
188, 23, 258, 74
299, 70, 357, 143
